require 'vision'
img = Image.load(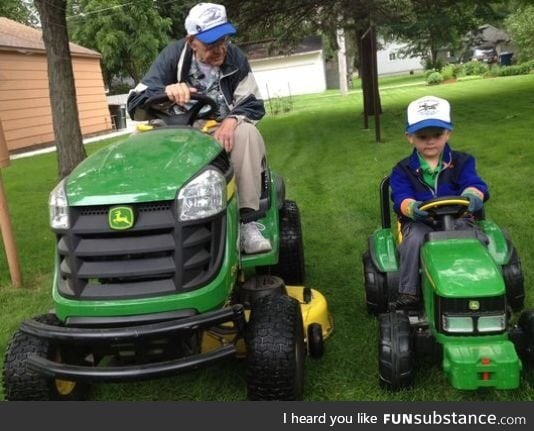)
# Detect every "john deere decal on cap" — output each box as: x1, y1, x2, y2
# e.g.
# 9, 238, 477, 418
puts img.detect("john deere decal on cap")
109, 206, 134, 230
